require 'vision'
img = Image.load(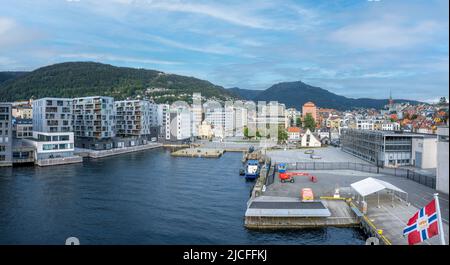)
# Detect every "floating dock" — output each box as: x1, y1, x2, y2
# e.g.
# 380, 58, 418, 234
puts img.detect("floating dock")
171, 148, 225, 158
